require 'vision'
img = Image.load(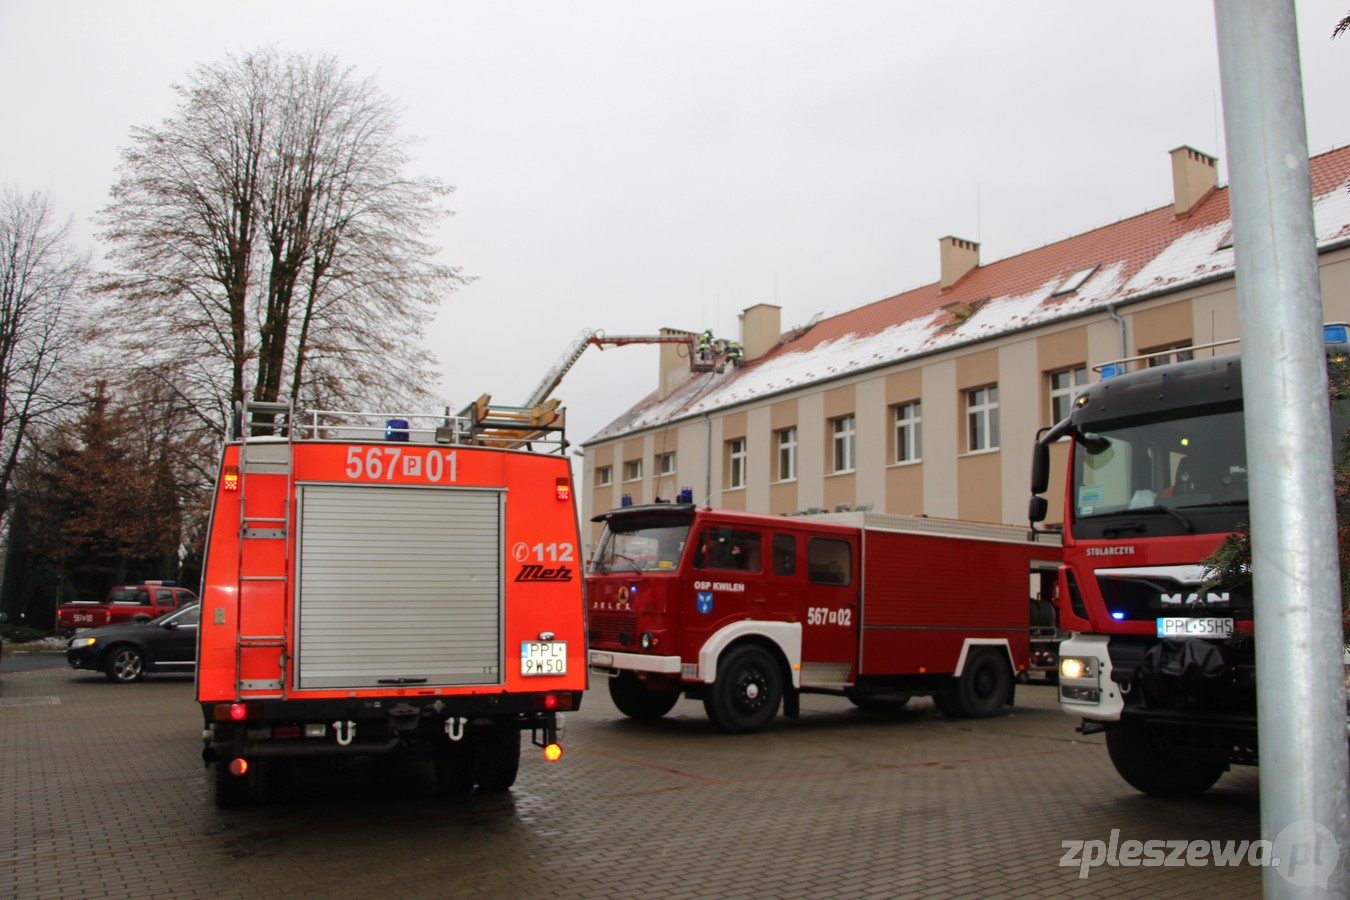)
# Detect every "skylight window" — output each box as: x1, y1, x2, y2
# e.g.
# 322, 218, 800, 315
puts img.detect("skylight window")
1052, 264, 1099, 296
1218, 228, 1234, 250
